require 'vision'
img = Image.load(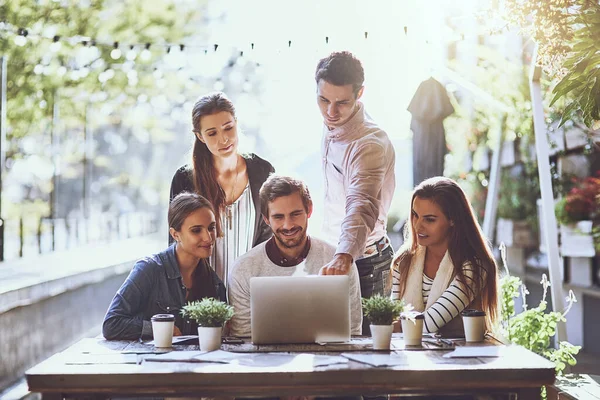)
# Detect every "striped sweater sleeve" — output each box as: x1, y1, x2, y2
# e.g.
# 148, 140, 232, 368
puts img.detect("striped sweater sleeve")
423, 265, 478, 333
391, 265, 402, 300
